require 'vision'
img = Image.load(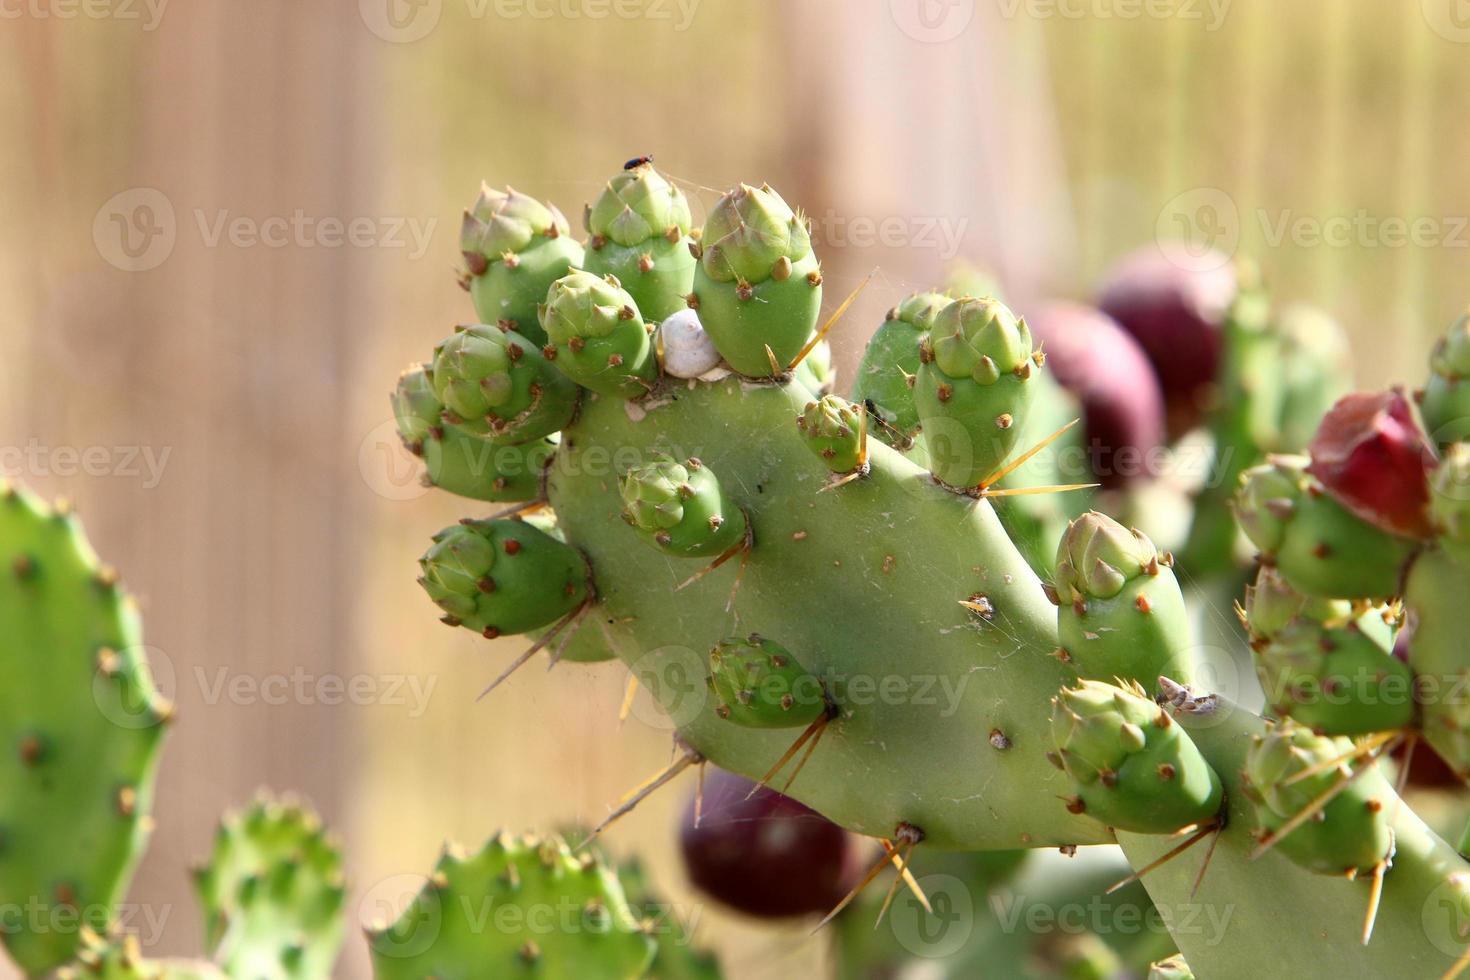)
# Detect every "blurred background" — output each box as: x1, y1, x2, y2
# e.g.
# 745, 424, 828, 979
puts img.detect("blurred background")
2, 0, 1468, 976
